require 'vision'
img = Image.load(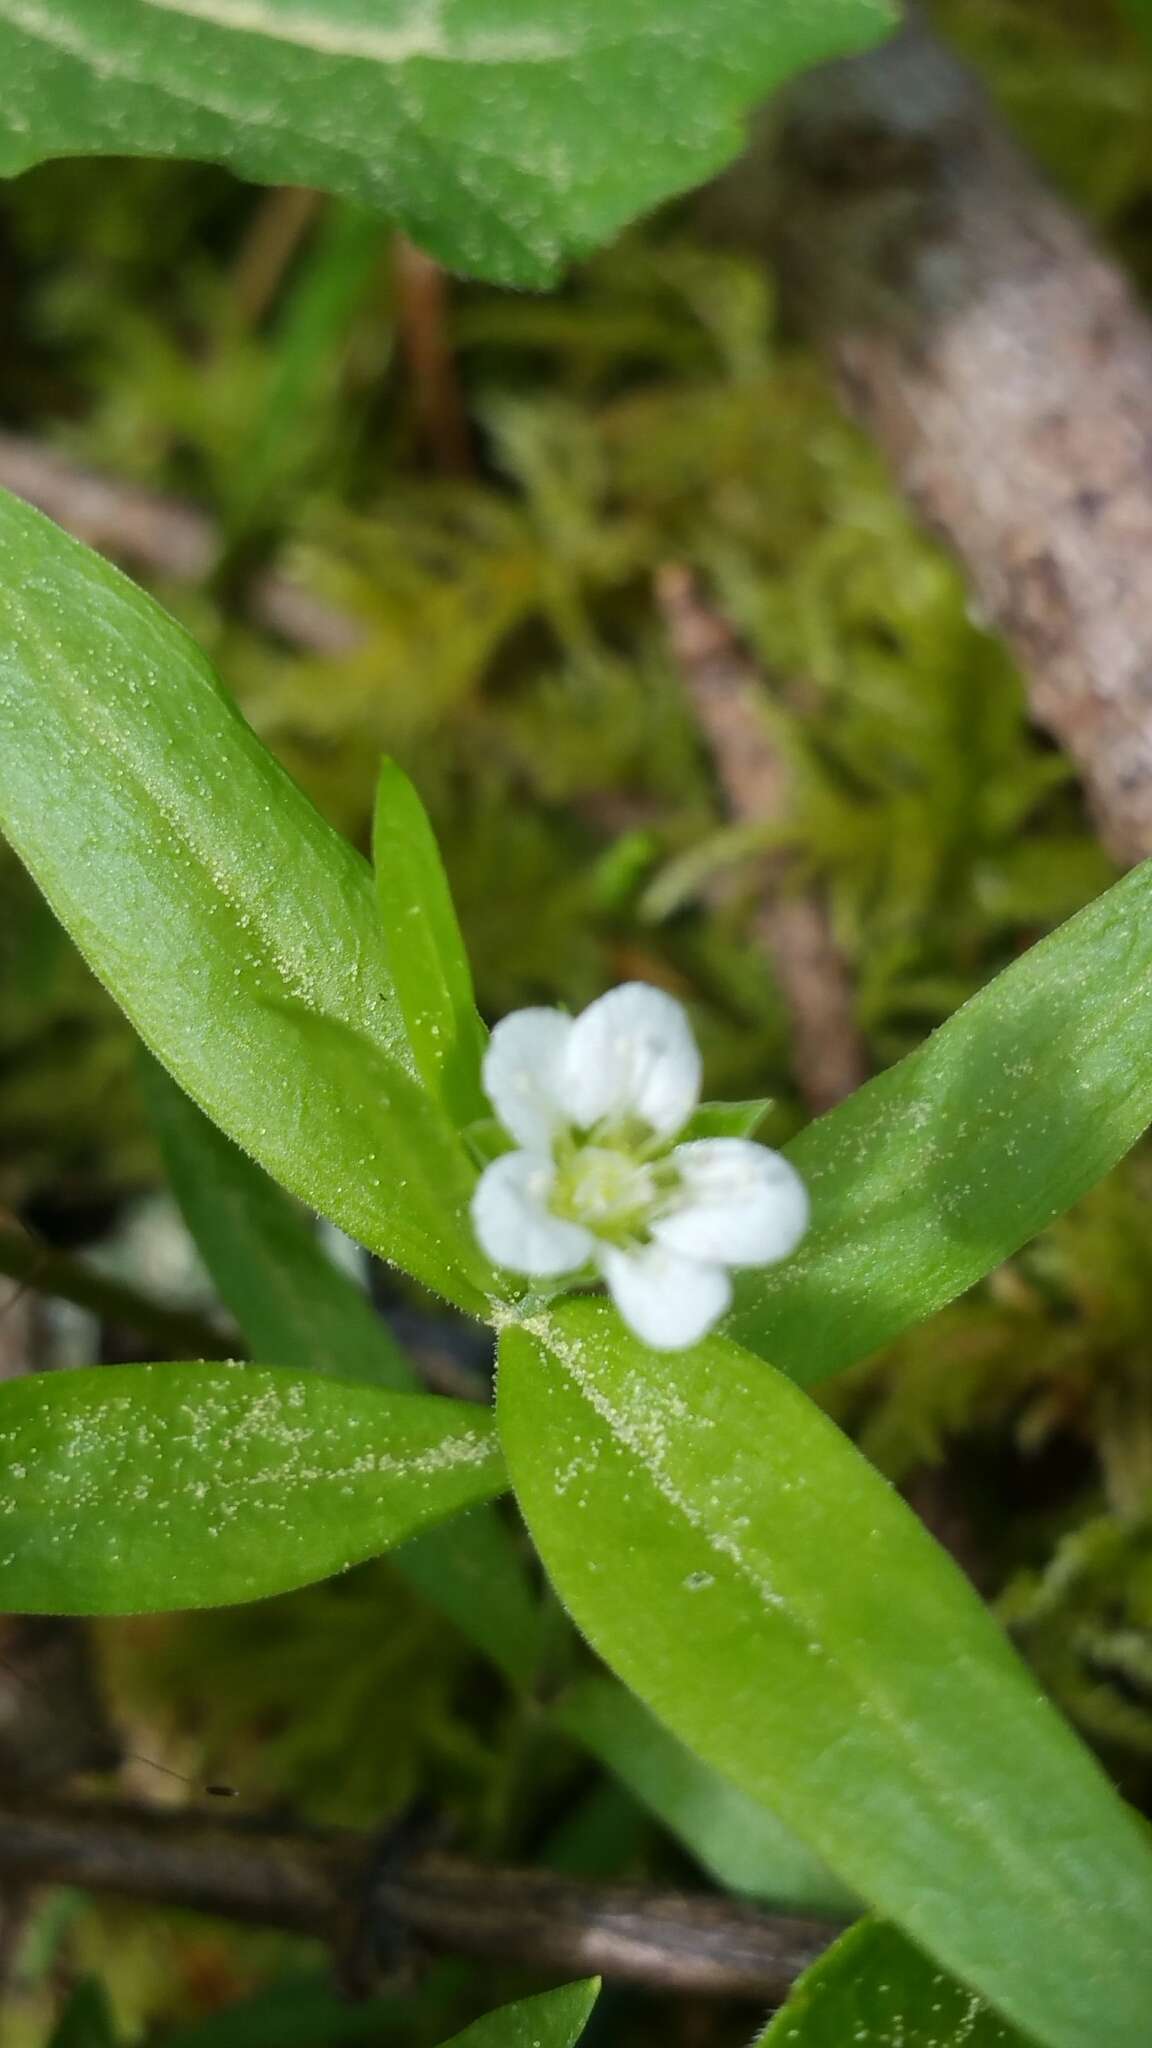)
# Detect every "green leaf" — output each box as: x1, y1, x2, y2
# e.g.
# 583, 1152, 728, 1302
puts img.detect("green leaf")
0, 490, 490, 1314
394, 1506, 544, 1689
0, 1363, 504, 1613
756, 1920, 1028, 2047
226, 201, 386, 544
462, 1117, 515, 1168
438, 1982, 599, 2048
142, 1055, 412, 1391
1119, 0, 1152, 38
555, 1676, 856, 1917
731, 859, 1152, 1385
48, 1982, 120, 2048
143, 1057, 543, 1682
373, 759, 488, 1128
499, 1298, 1152, 2048
0, 2, 895, 289
158, 1973, 404, 2048
681, 1098, 773, 1141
